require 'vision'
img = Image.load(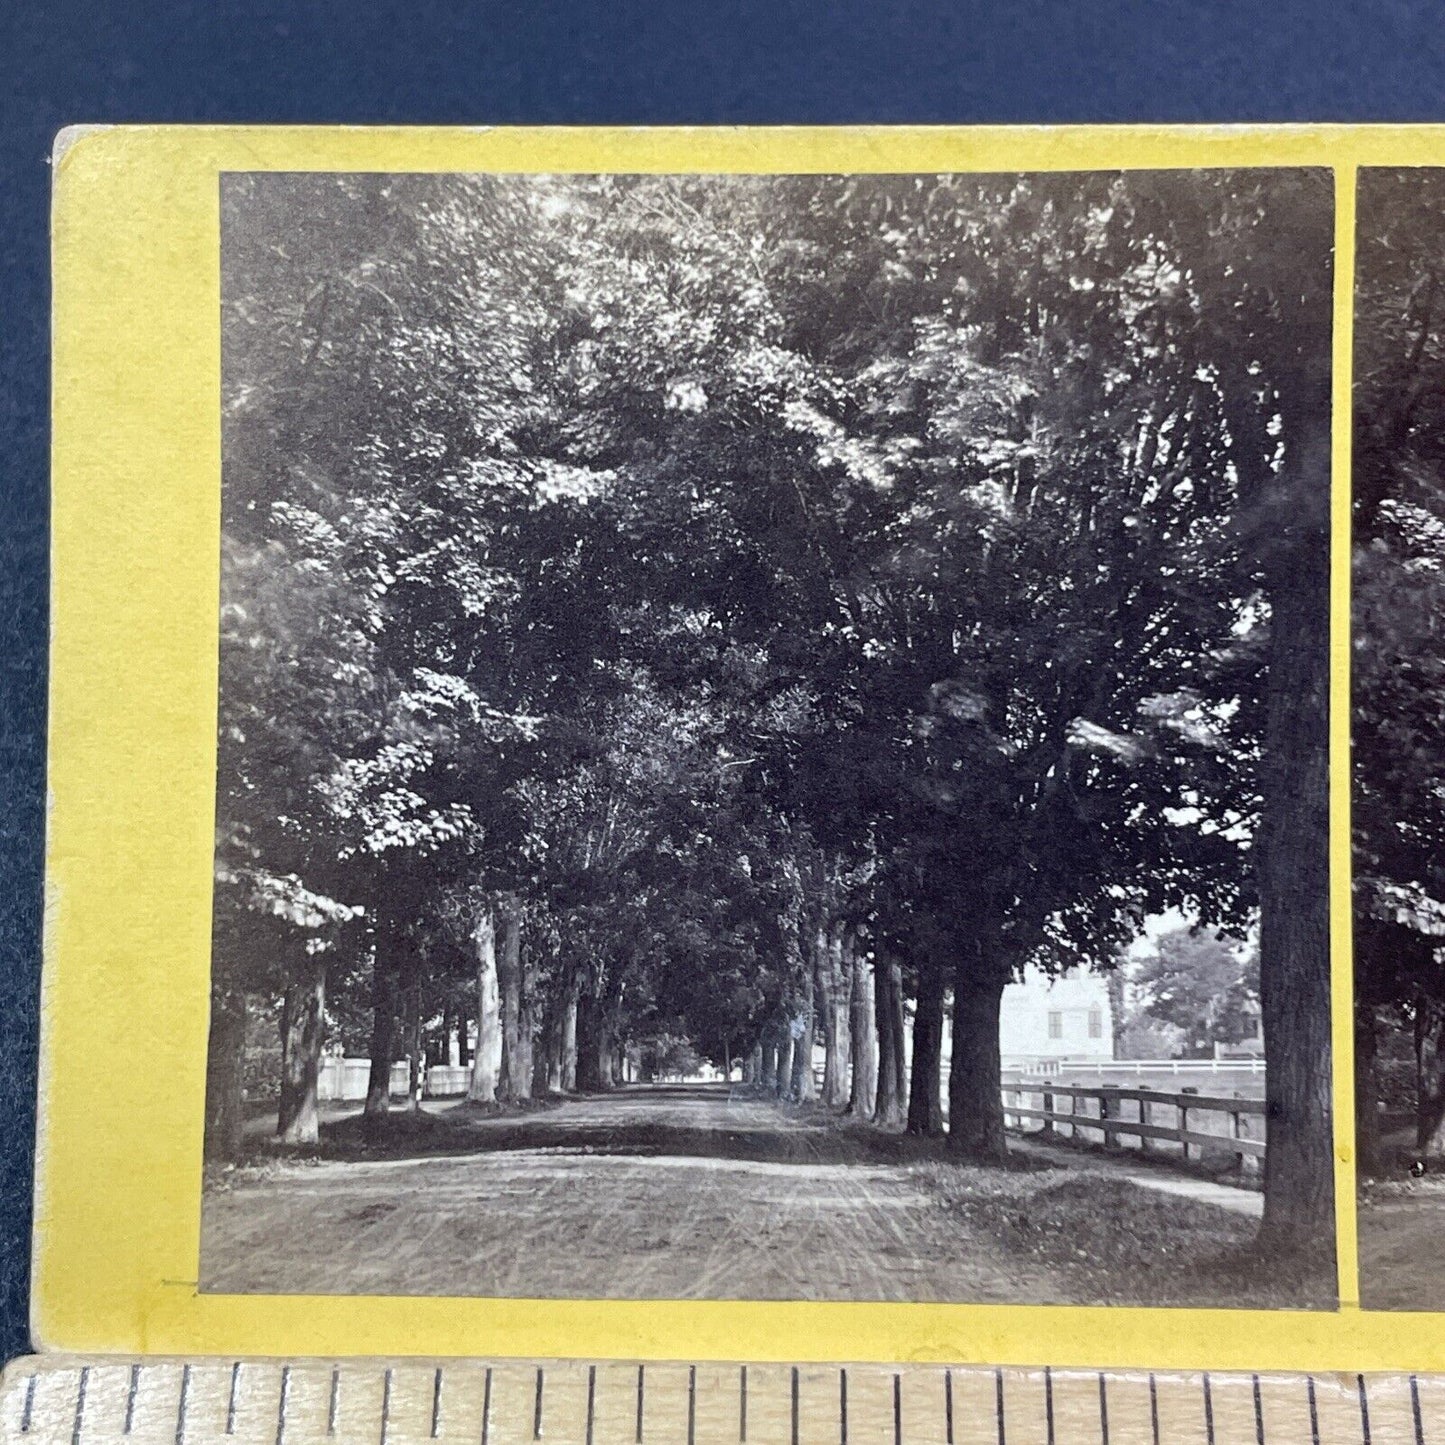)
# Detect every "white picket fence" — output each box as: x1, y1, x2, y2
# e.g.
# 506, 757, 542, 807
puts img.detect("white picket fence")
316, 1057, 471, 1103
